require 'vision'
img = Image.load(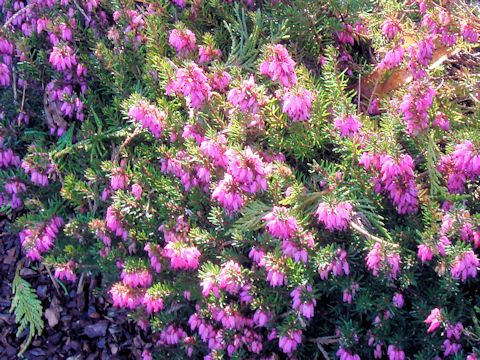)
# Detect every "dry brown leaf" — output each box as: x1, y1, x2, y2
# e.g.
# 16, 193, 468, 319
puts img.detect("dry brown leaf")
360, 42, 460, 100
